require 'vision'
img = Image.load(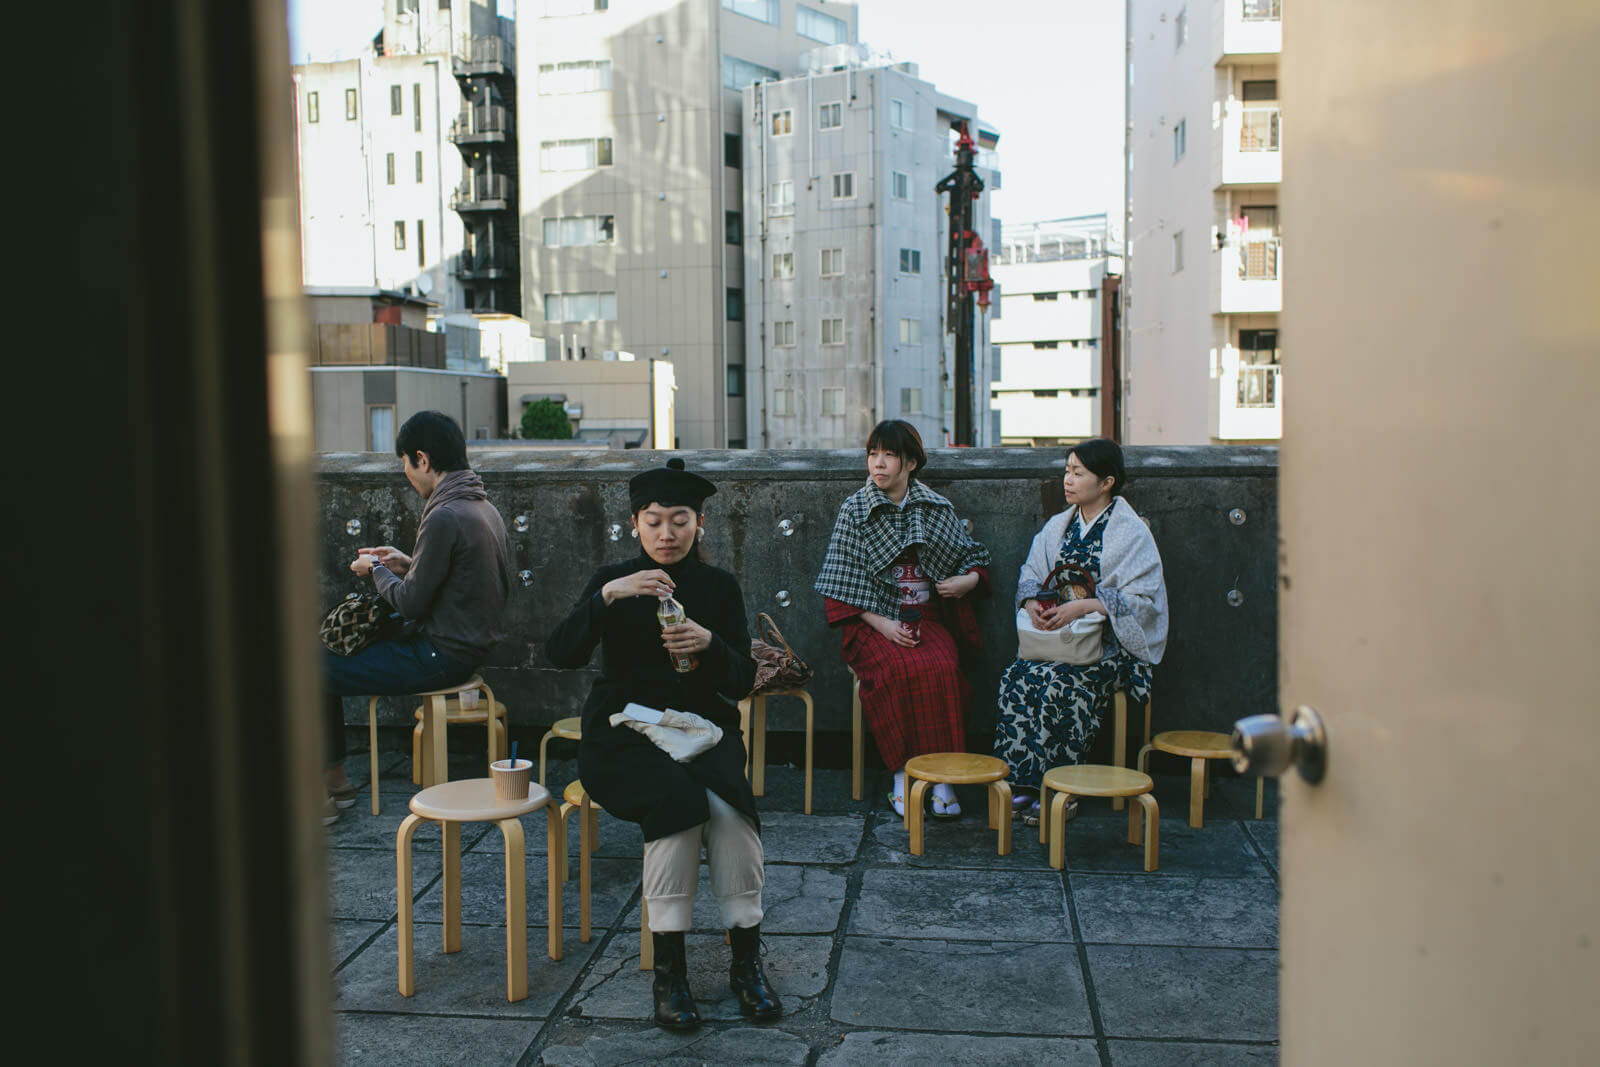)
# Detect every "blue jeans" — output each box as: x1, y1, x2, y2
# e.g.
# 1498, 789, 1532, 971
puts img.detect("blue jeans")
323, 636, 474, 765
